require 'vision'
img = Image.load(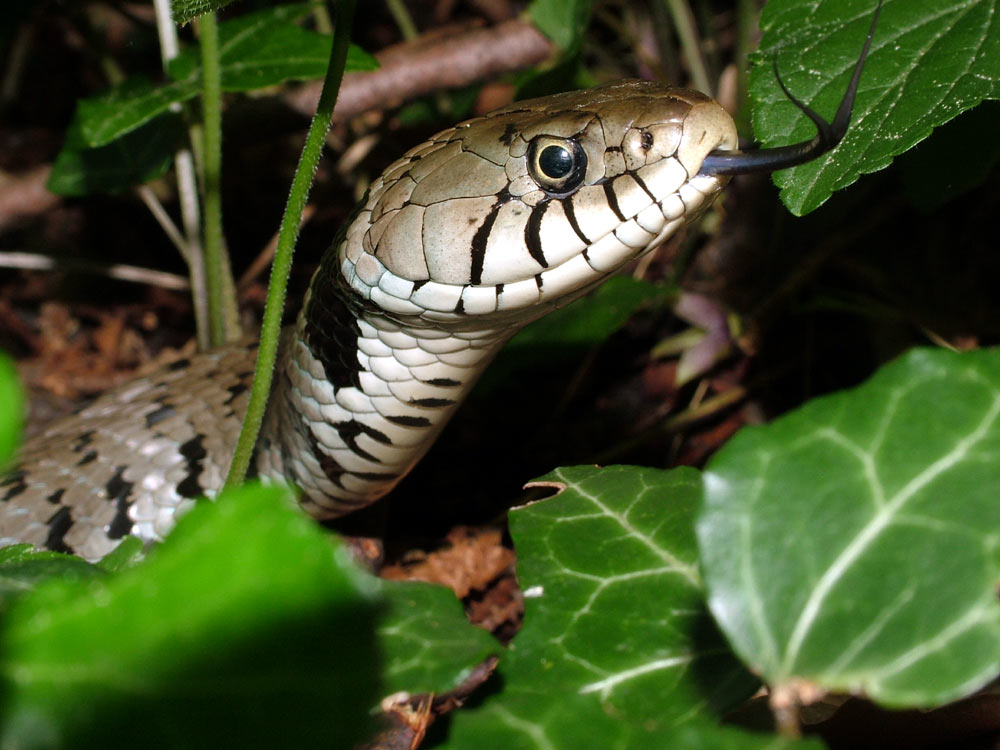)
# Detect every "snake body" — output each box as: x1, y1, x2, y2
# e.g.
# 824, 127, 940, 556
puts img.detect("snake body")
1, 54, 875, 560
